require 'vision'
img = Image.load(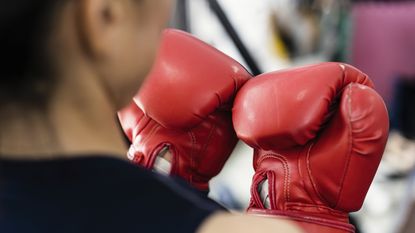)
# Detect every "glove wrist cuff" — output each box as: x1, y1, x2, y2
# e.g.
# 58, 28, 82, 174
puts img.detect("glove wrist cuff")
247, 208, 355, 233
151, 144, 211, 192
